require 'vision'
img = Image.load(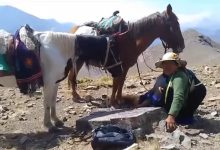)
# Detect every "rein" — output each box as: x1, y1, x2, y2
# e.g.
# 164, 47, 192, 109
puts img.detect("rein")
136, 61, 148, 90
160, 38, 168, 54
141, 53, 159, 72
